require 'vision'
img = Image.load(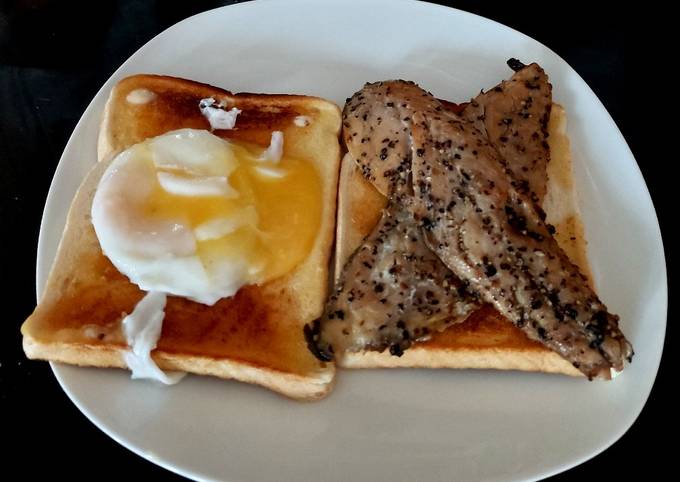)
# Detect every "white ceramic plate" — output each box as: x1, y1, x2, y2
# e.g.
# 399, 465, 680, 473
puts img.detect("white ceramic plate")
37, 1, 666, 481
